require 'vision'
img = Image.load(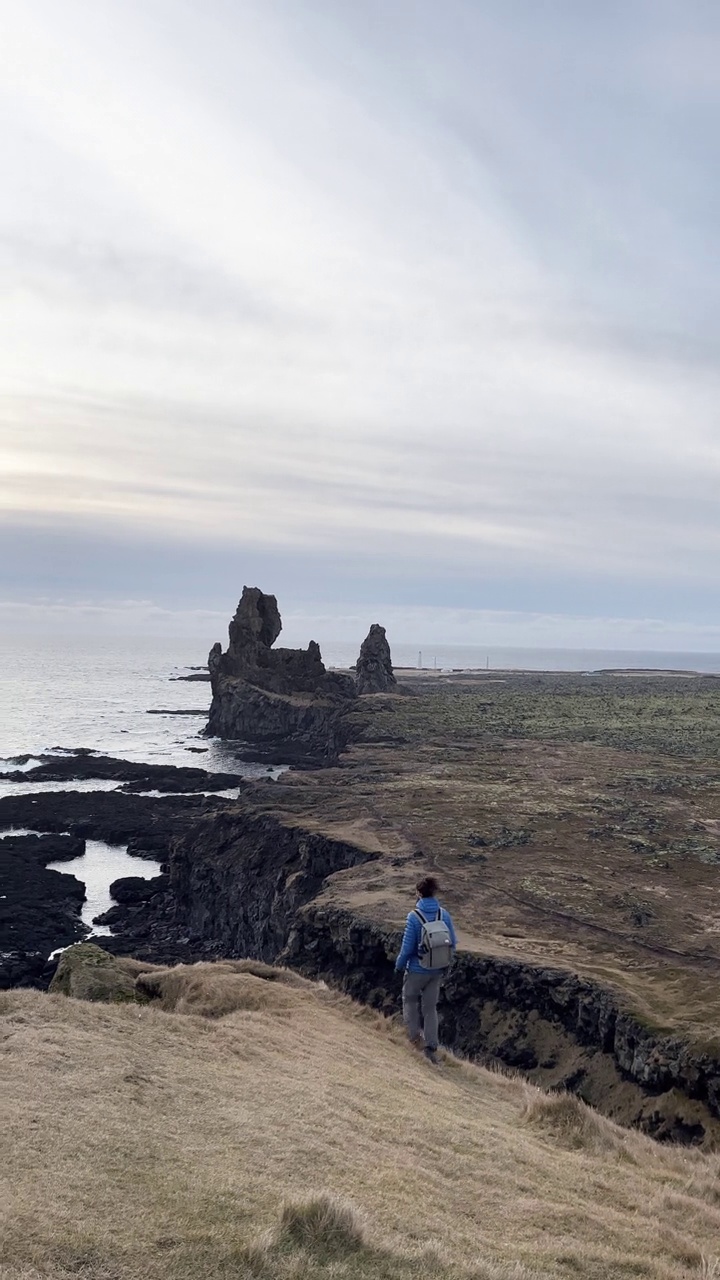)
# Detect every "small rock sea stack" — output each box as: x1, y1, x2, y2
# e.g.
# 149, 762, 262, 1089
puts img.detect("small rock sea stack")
355, 624, 397, 694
